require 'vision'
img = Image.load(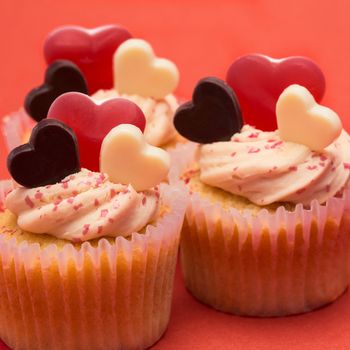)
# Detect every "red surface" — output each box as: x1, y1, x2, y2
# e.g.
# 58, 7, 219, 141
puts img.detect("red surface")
1, 0, 350, 349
